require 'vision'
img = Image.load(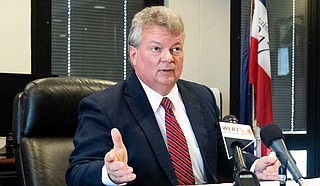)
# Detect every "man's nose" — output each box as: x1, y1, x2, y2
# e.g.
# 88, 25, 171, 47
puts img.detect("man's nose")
161, 49, 174, 62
